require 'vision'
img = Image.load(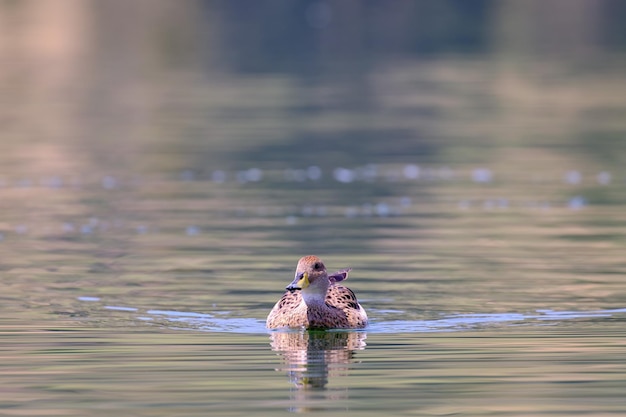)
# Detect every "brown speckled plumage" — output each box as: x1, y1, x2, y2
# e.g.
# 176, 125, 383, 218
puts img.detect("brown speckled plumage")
266, 256, 368, 330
